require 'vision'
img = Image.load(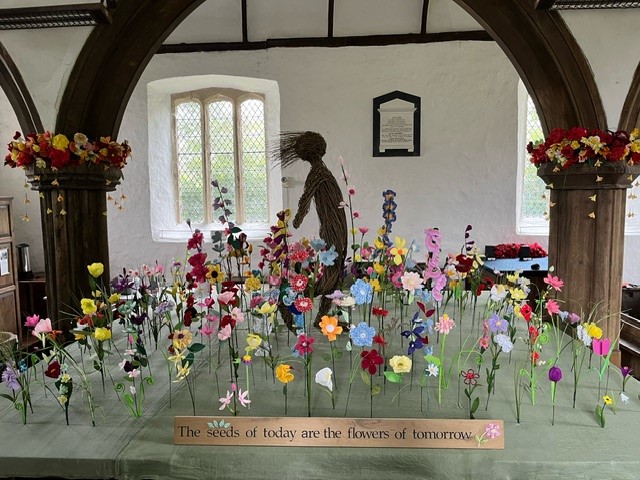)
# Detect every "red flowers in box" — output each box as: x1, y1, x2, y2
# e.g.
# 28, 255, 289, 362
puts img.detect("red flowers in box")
493, 242, 547, 259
